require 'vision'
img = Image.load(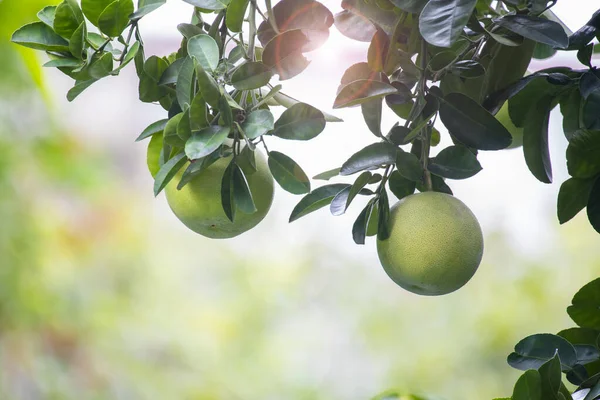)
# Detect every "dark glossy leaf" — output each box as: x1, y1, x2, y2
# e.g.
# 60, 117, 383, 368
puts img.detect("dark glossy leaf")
438, 92, 512, 150
329, 186, 351, 216
177, 23, 203, 40
388, 171, 416, 200
429, 145, 482, 179
588, 178, 600, 235
583, 92, 600, 130
377, 189, 390, 240
538, 354, 563, 400
449, 60, 485, 79
512, 370, 542, 400
54, 0, 84, 39
163, 113, 185, 147
226, 0, 250, 32
190, 94, 209, 131
11, 22, 70, 52
568, 9, 600, 50
182, 0, 230, 11
361, 98, 383, 137
67, 79, 98, 101
195, 63, 221, 107
219, 96, 233, 127
158, 58, 184, 85
580, 72, 600, 100
340, 142, 397, 176
507, 334, 578, 371
112, 41, 140, 74
388, 125, 411, 146
242, 110, 274, 139
153, 152, 187, 196
340, 0, 397, 35
289, 184, 350, 222
523, 94, 555, 184
177, 110, 192, 143
419, 0, 477, 48
98, 0, 133, 37
559, 178, 595, 227
268, 151, 311, 194
82, 0, 113, 26
578, 44, 594, 68
231, 62, 273, 90
533, 42, 558, 60
567, 131, 600, 179
368, 28, 389, 72
568, 278, 600, 329
89, 52, 114, 79
560, 89, 583, 141
334, 10, 376, 42
176, 57, 195, 110
583, 381, 600, 400
177, 147, 224, 189
396, 150, 422, 181
188, 34, 219, 72
334, 79, 397, 109
185, 125, 231, 160
341, 62, 379, 85
558, 327, 600, 346
332, 171, 373, 216
389, 0, 427, 13
313, 168, 341, 180
136, 119, 168, 141
494, 15, 569, 49
69, 22, 86, 59
232, 163, 257, 214
272, 103, 325, 140
353, 201, 374, 245
221, 160, 236, 222
575, 345, 600, 365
